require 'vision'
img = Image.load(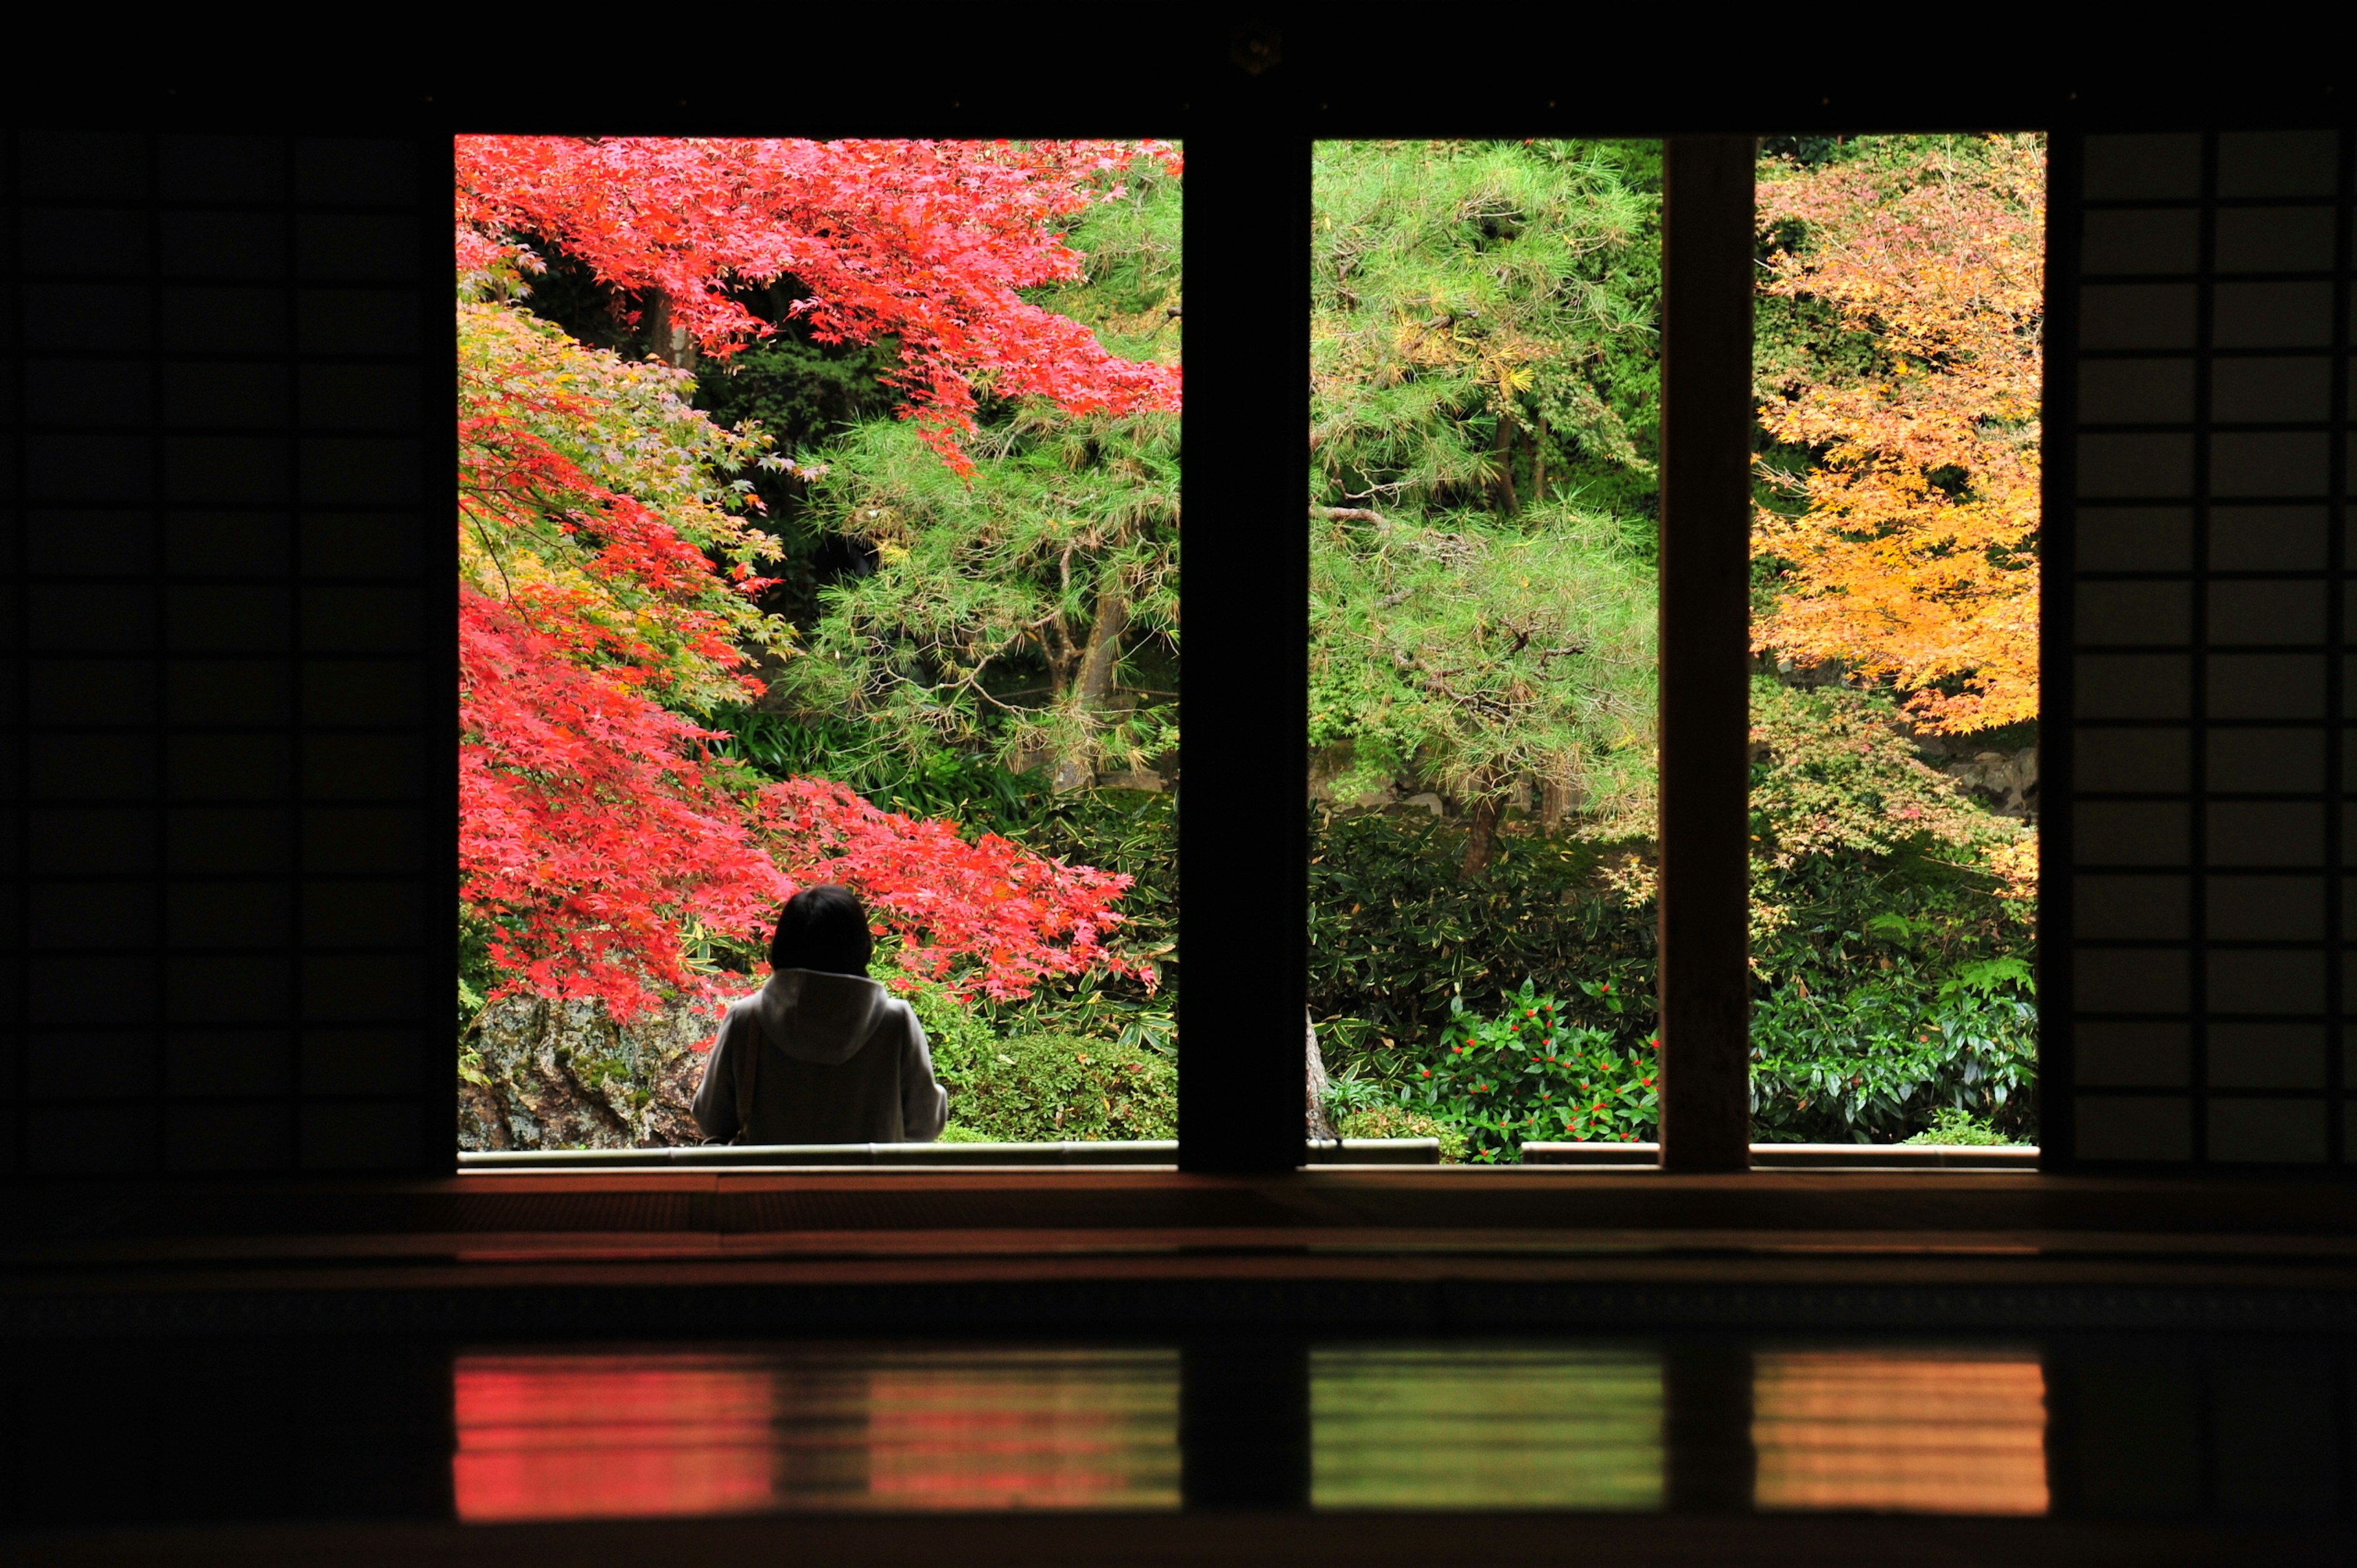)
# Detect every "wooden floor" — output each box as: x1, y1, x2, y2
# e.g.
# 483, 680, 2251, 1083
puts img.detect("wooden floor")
20, 1511, 2353, 1568
9, 1167, 2357, 1334
7, 1168, 2356, 1564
